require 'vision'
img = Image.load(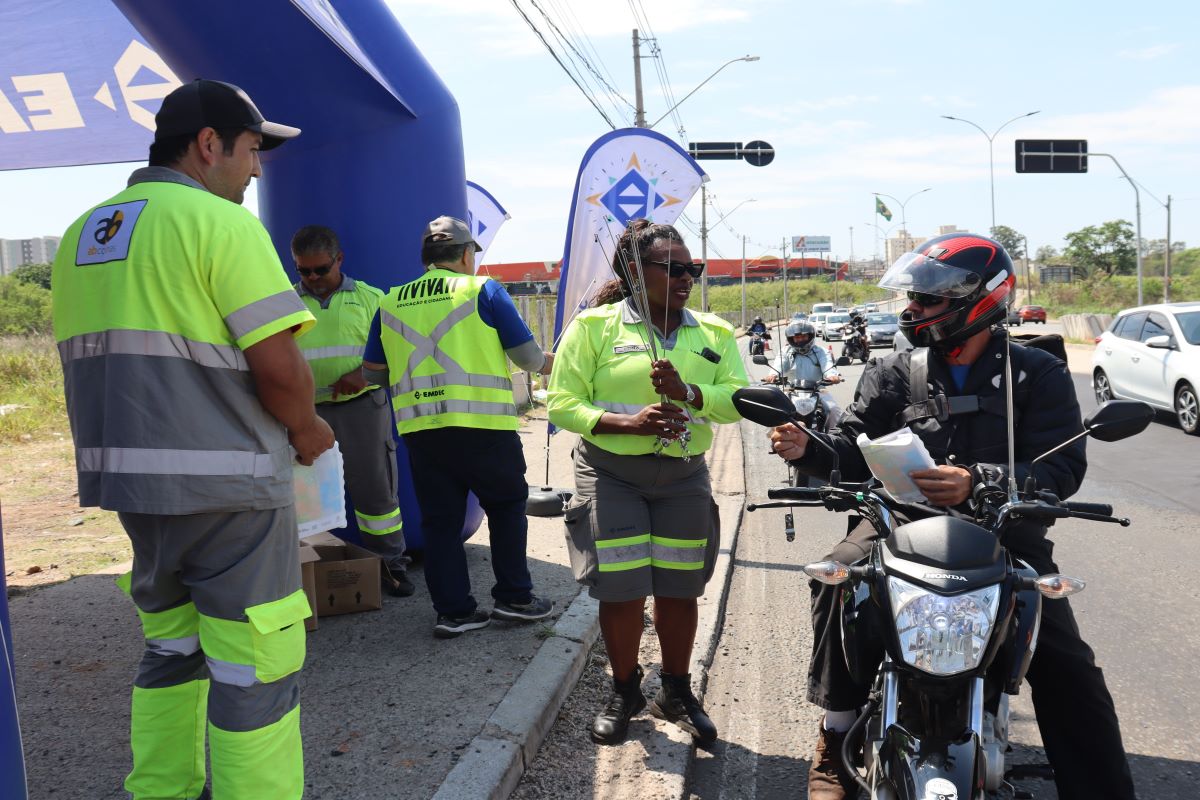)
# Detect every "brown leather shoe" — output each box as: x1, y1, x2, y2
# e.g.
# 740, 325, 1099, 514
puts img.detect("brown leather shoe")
807, 724, 859, 799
